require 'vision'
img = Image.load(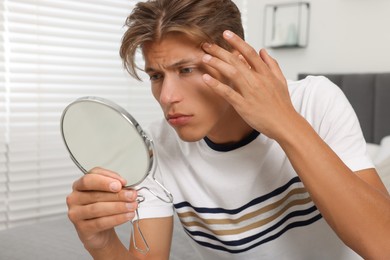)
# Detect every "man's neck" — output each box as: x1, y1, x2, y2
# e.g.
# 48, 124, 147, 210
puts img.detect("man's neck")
206, 109, 254, 145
